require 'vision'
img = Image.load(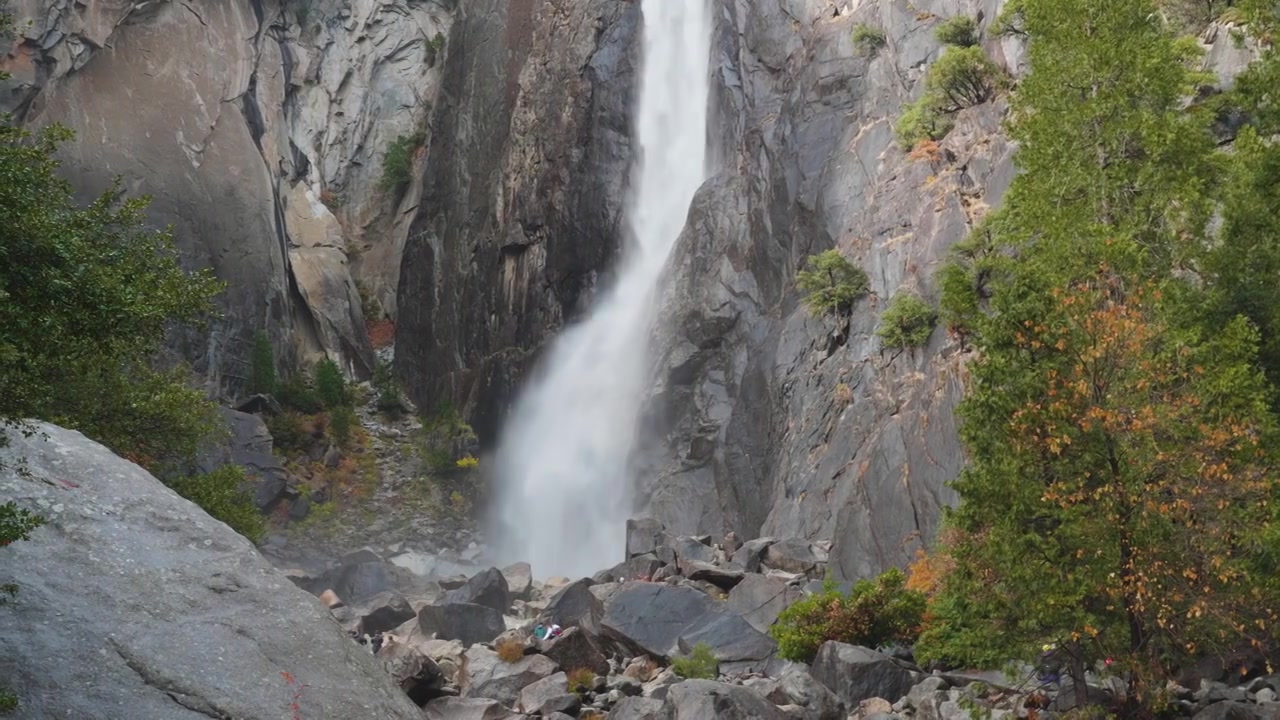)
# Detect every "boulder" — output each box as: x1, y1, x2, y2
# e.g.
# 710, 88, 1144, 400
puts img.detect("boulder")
726, 574, 802, 633
681, 560, 745, 591
776, 667, 845, 720
196, 408, 289, 512
419, 602, 506, 647
517, 671, 569, 713
420, 638, 468, 685
664, 679, 791, 719
544, 577, 604, 631
723, 532, 742, 555
353, 592, 417, 636
442, 567, 510, 612
501, 562, 534, 600
539, 694, 582, 715
1192, 702, 1280, 719
676, 613, 777, 666
313, 549, 397, 604
730, 538, 777, 573
463, 646, 559, 707
671, 536, 716, 565
762, 539, 820, 576
810, 643, 919, 709
541, 626, 610, 676
0, 423, 422, 719
627, 517, 669, 559
422, 696, 521, 720
610, 553, 666, 583
613, 696, 670, 719
377, 639, 447, 706
601, 582, 716, 659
